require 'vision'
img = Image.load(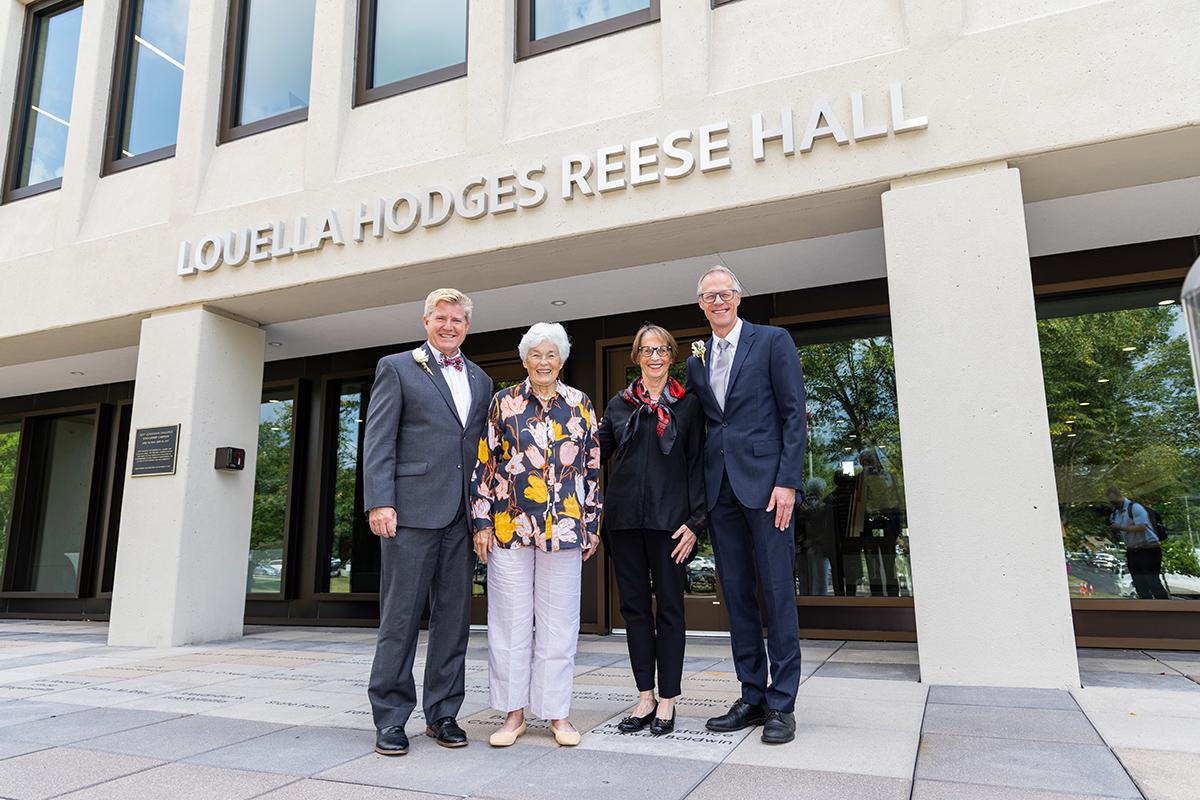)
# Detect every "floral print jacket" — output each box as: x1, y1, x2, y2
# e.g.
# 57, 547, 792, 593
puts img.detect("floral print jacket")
470, 380, 602, 551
